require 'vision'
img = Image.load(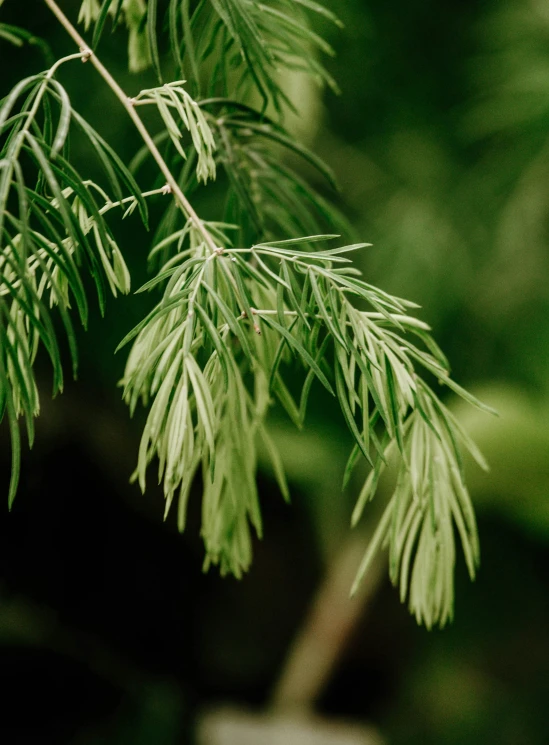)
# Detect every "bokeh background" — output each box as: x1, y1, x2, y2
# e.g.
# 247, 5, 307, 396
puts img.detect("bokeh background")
1, 0, 549, 743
